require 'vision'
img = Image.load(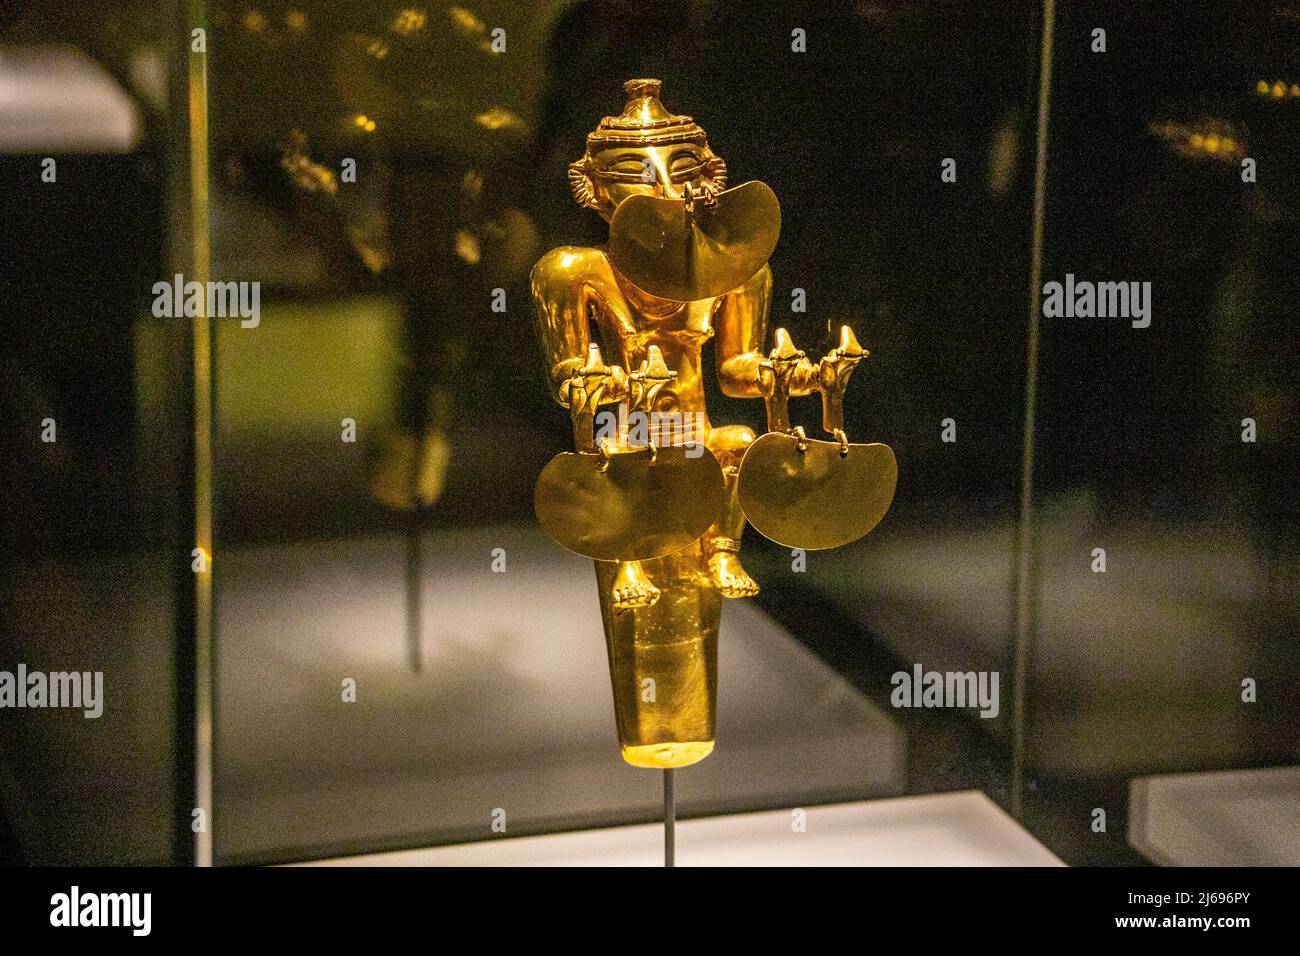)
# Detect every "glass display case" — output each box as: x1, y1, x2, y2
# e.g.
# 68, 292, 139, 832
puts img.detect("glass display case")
1, 0, 1296, 868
